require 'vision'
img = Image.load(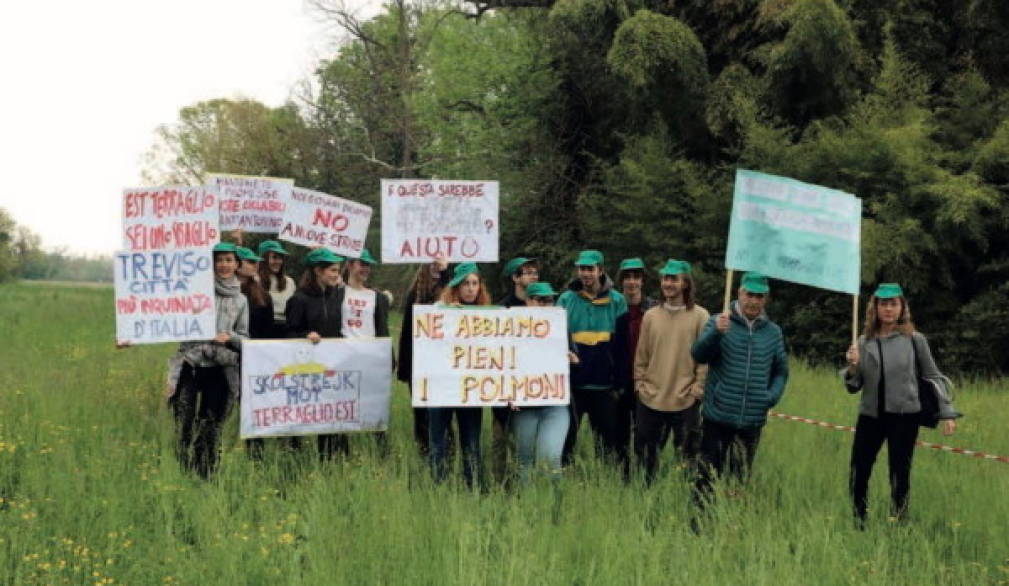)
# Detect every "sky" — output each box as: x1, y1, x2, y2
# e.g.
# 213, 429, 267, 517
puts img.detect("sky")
0, 0, 383, 256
